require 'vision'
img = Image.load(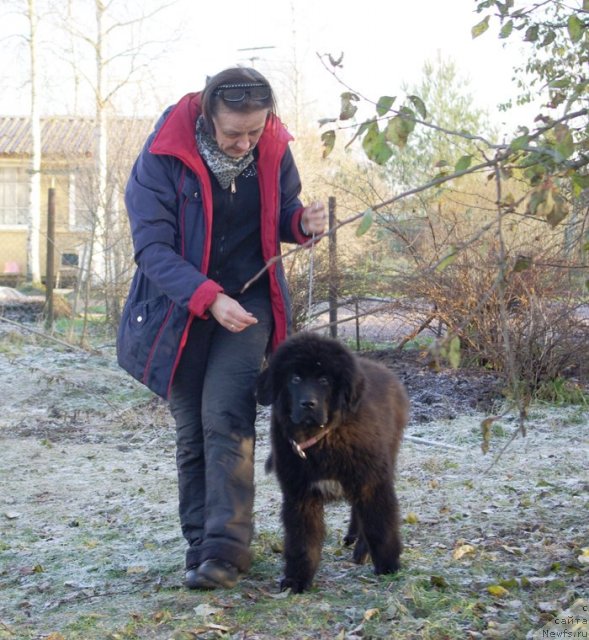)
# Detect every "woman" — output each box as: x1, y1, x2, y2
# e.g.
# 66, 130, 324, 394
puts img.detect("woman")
117, 67, 326, 589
